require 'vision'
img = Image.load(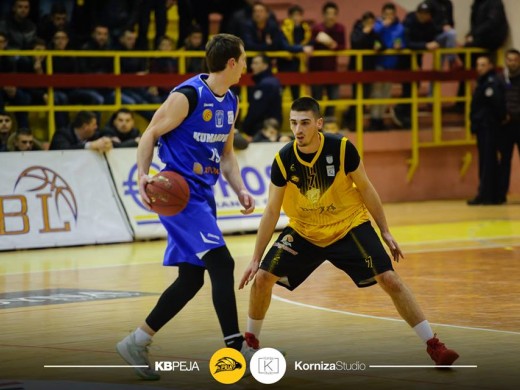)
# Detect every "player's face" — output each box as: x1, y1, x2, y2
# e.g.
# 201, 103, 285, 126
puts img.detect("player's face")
290, 110, 323, 151
232, 47, 247, 82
